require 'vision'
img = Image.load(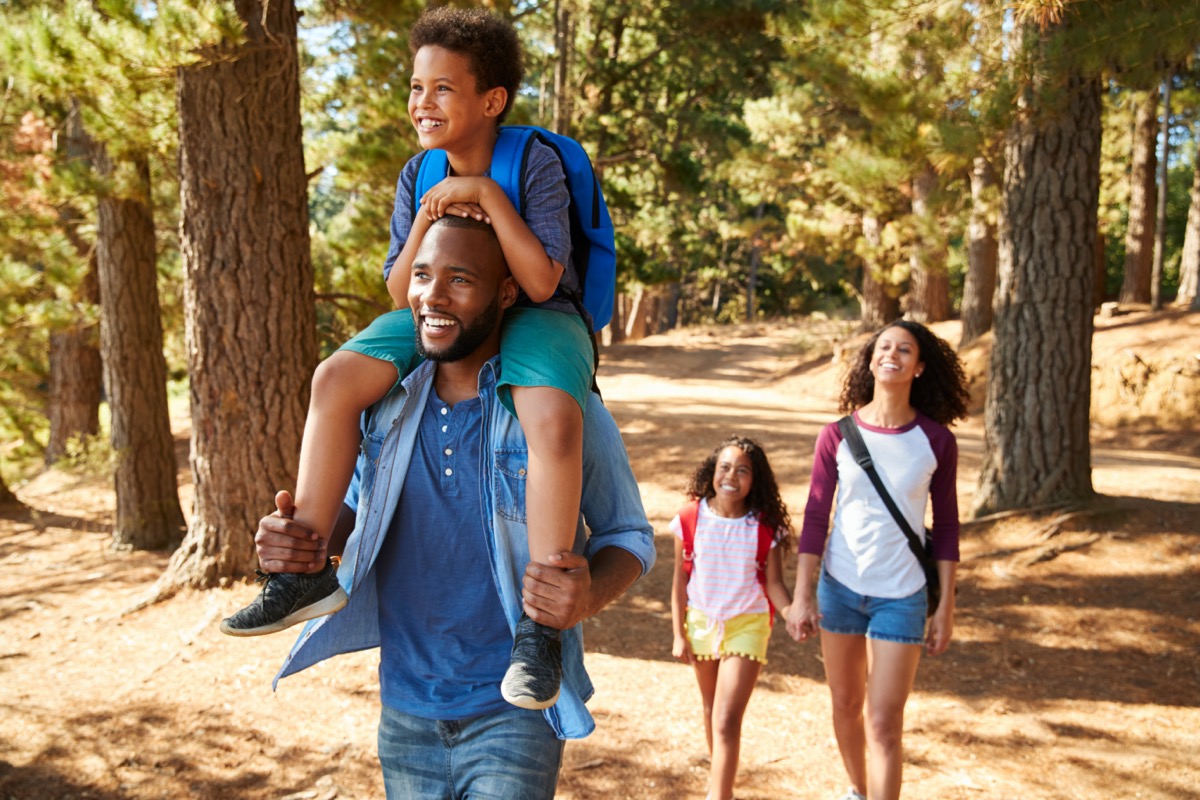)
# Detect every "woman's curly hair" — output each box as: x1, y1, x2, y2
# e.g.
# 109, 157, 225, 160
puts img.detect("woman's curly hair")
409, 6, 523, 123
683, 436, 793, 548
840, 320, 970, 426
